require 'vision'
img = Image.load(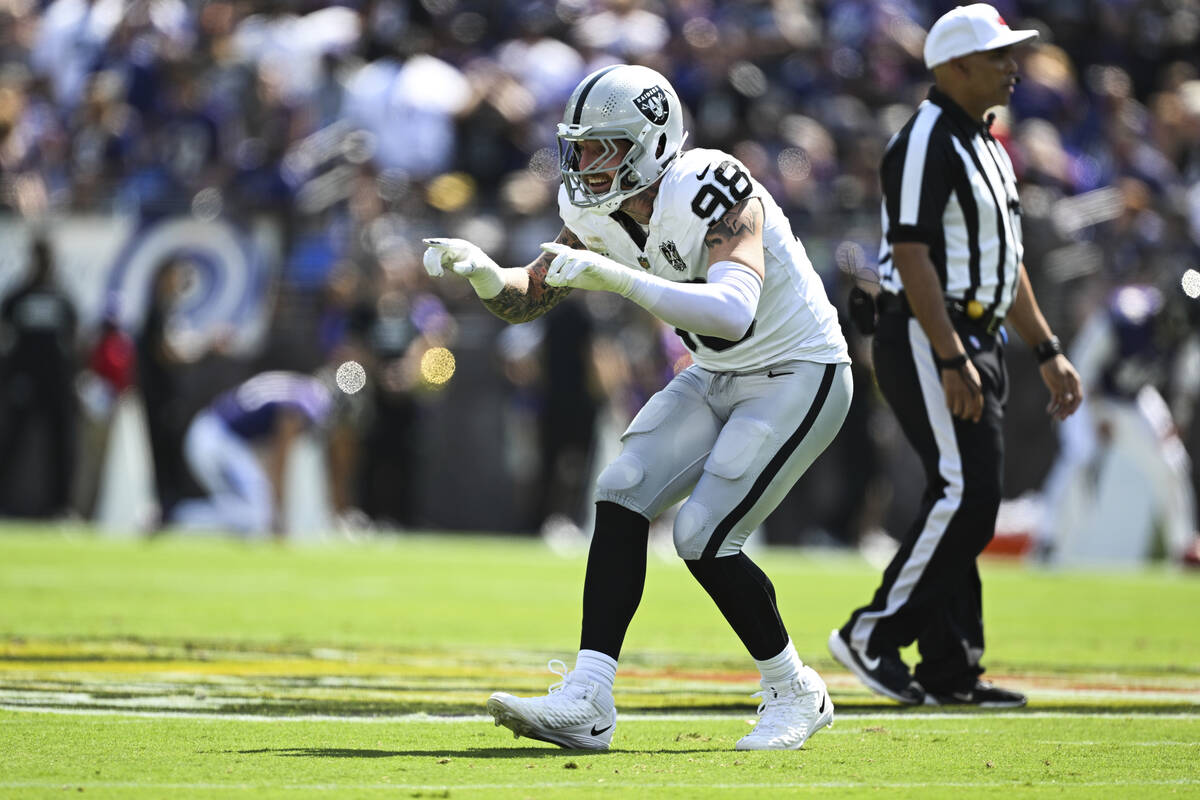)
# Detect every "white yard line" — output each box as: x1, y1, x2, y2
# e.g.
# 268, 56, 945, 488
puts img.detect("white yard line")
0, 705, 1198, 723
0, 779, 1197, 791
